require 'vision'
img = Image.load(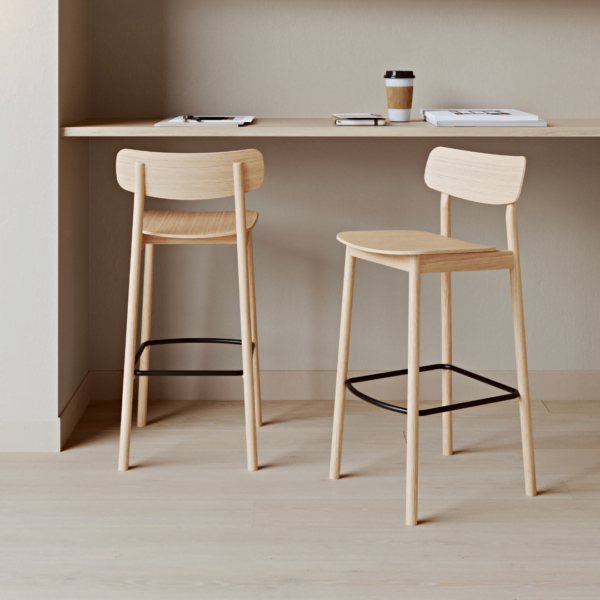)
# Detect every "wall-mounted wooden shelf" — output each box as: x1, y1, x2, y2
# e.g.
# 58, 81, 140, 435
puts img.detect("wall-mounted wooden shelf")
62, 118, 600, 138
